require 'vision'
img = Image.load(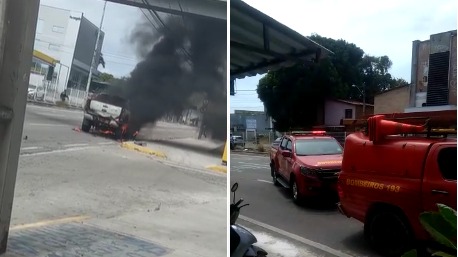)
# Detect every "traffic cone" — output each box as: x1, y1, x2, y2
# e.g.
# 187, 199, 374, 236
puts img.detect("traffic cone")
368, 115, 425, 142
